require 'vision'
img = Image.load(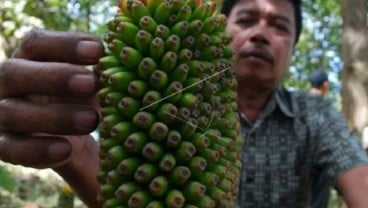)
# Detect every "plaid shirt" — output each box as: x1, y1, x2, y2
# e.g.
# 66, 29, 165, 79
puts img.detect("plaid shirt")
237, 87, 368, 208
